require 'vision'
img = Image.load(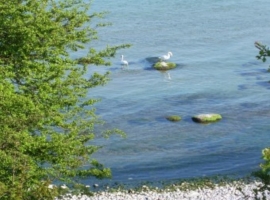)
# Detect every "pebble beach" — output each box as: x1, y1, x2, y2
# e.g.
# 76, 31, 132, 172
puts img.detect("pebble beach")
57, 180, 270, 200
